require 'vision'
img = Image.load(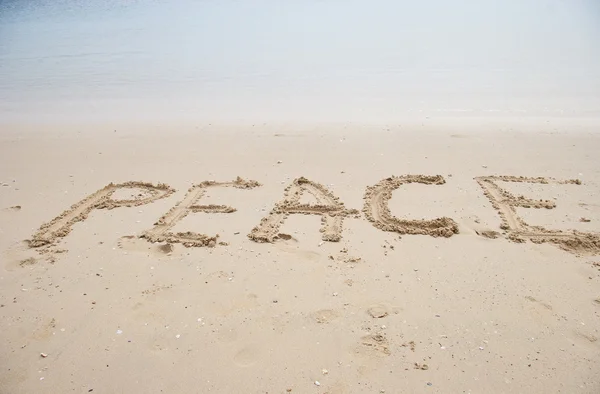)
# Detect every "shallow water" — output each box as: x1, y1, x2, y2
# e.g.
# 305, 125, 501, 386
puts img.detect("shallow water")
1, 0, 599, 124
